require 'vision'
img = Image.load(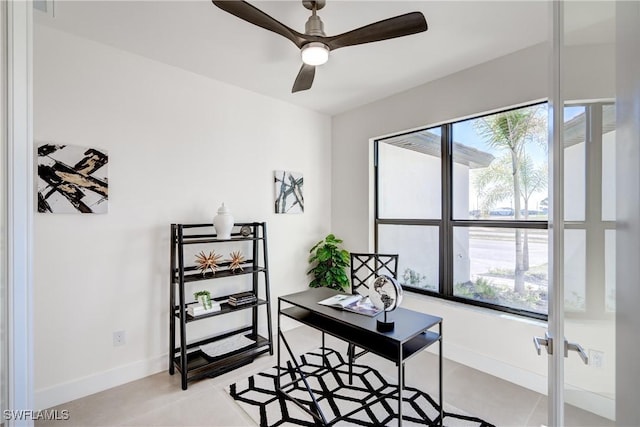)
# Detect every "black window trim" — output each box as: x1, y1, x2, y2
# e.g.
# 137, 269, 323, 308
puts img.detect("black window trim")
374, 101, 617, 322
375, 102, 549, 321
